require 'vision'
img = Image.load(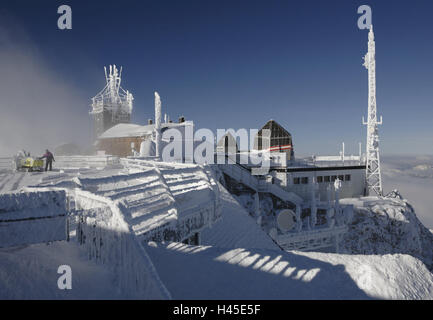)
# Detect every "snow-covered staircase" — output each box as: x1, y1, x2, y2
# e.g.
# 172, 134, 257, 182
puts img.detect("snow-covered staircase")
74, 168, 178, 240
217, 161, 302, 205
74, 160, 221, 243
